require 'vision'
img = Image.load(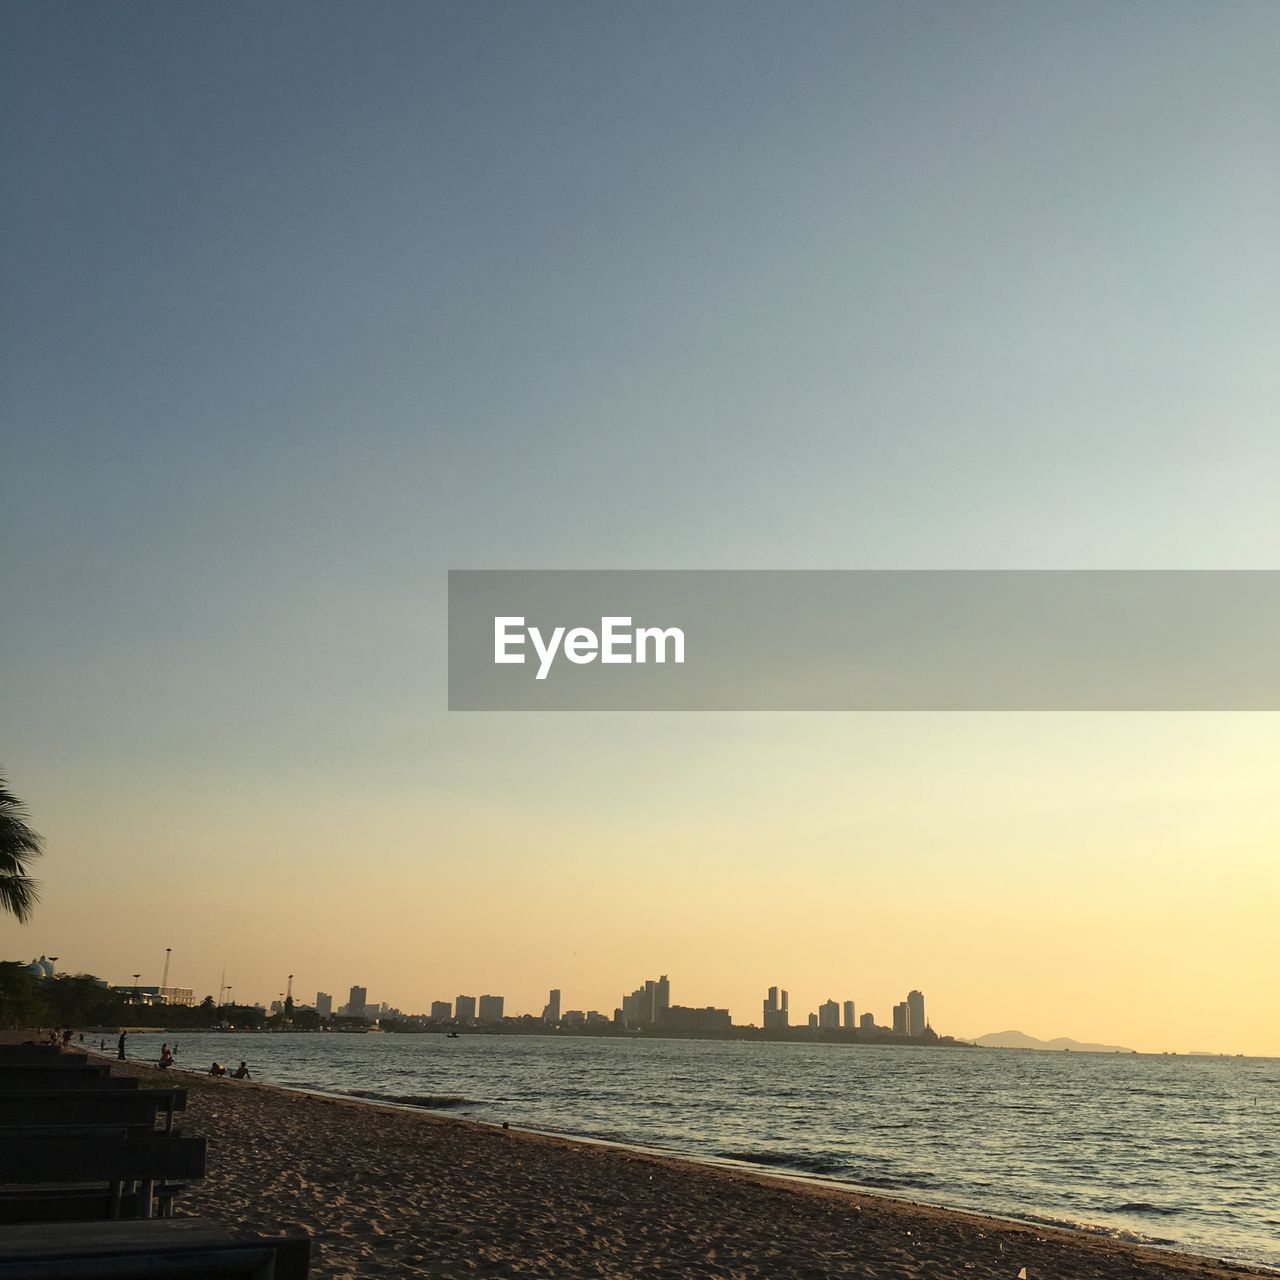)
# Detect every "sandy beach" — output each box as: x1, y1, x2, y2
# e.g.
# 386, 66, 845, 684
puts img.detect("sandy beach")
96, 1059, 1271, 1280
